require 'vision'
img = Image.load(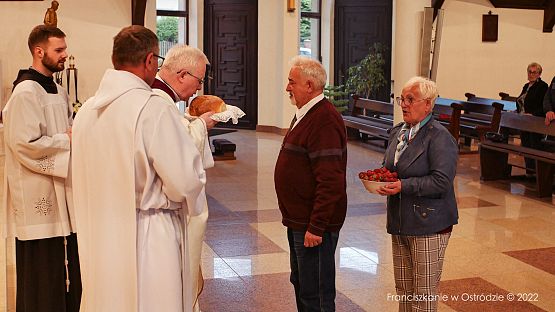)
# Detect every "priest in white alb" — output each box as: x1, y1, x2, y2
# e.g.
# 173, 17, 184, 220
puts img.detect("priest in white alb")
71, 25, 205, 312
151, 44, 216, 311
